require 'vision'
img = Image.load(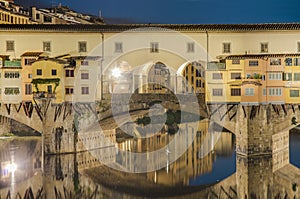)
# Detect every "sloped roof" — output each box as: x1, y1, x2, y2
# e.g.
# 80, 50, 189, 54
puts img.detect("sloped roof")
2, 23, 300, 32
